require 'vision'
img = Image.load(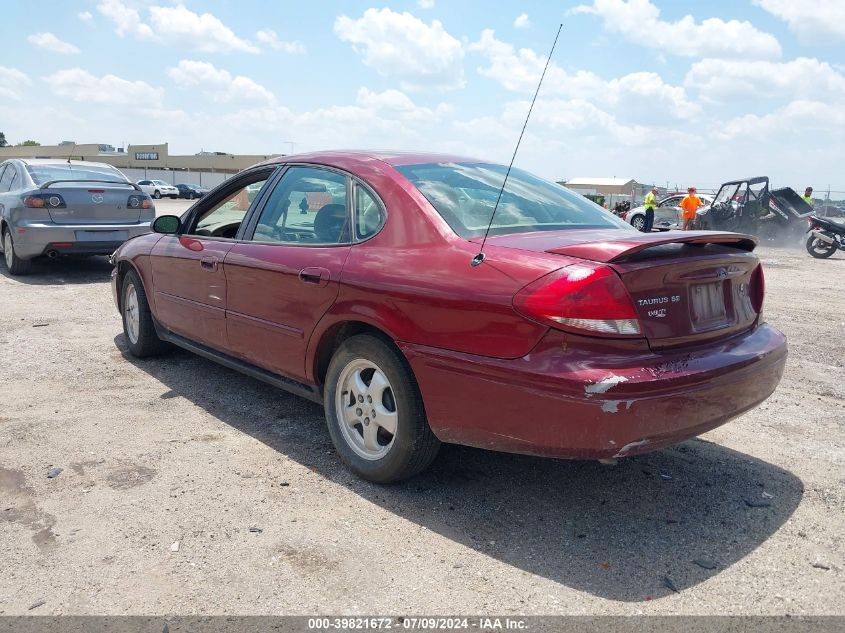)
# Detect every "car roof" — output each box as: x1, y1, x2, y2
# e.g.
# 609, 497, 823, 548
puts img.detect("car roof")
257, 150, 486, 170
18, 158, 119, 169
